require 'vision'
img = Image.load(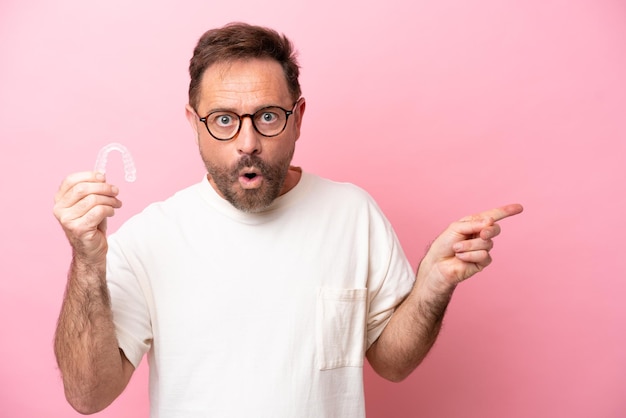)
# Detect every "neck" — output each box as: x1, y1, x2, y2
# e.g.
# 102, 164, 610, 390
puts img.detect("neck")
279, 165, 302, 196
